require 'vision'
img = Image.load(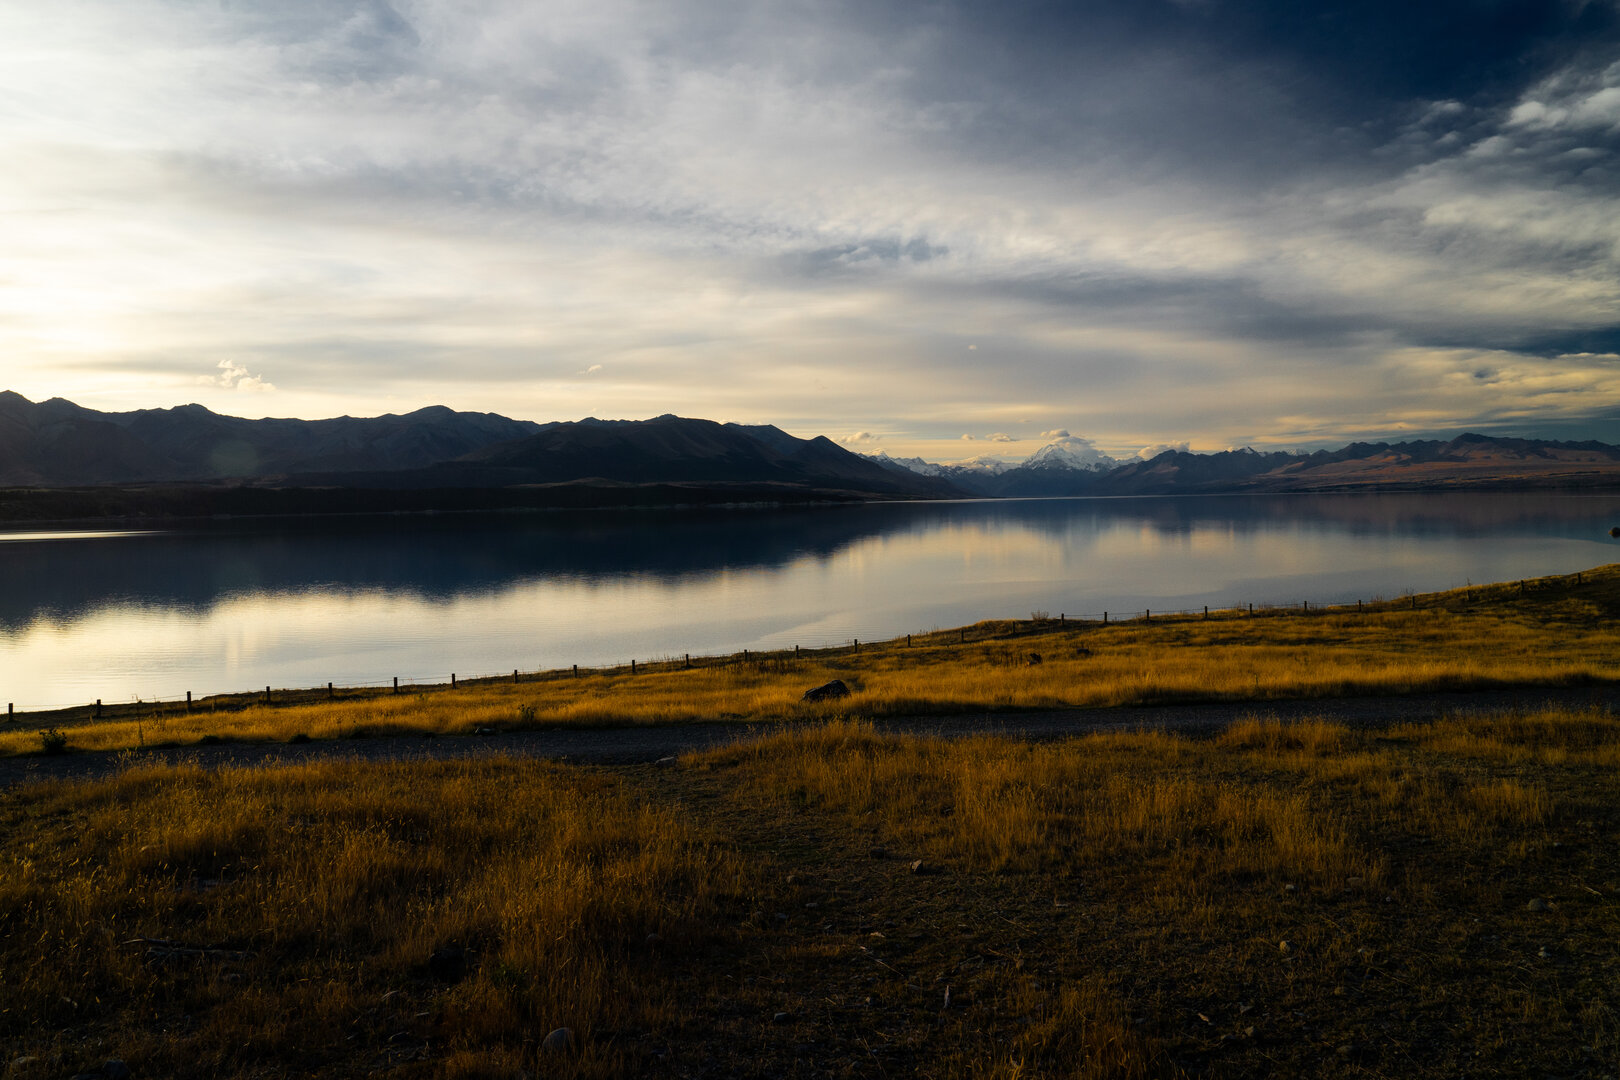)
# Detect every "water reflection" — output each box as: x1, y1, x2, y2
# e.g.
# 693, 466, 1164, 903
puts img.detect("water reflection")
2, 493, 1618, 708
